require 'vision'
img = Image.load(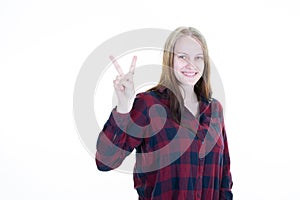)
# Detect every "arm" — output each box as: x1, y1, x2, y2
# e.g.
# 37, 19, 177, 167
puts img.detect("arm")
95, 93, 149, 171
219, 125, 233, 199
